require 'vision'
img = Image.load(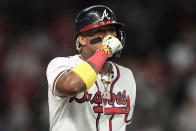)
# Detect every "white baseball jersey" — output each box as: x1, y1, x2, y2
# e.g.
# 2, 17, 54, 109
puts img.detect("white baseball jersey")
46, 54, 136, 131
